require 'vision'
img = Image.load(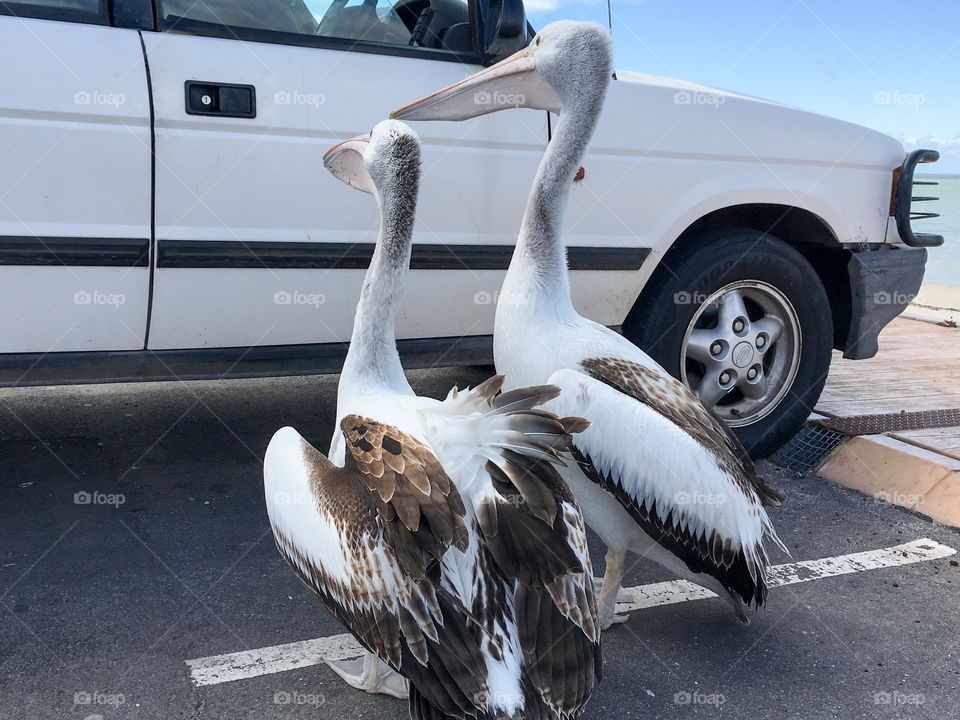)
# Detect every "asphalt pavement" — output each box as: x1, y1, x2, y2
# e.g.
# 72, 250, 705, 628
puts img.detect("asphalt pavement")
1, 368, 958, 720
